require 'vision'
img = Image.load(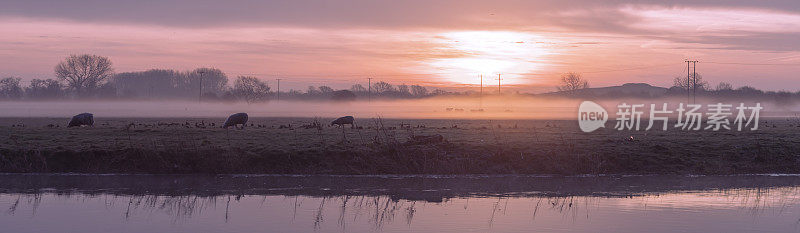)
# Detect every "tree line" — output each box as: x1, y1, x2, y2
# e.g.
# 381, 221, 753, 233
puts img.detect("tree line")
1, 54, 795, 102
554, 72, 800, 102
0, 54, 451, 102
